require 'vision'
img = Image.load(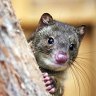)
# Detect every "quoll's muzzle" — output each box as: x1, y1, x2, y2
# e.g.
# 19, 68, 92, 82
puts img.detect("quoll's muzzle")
55, 51, 68, 64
